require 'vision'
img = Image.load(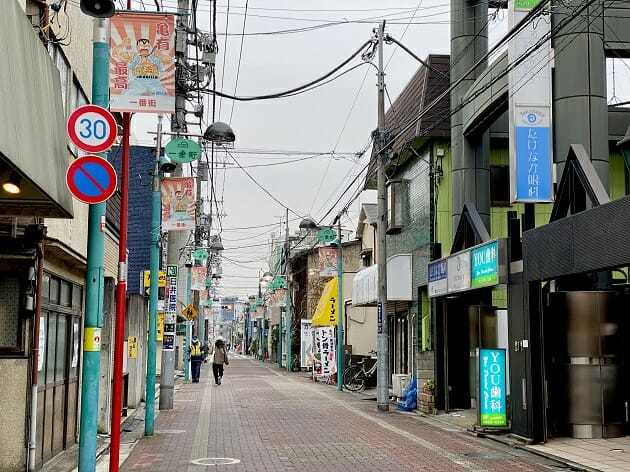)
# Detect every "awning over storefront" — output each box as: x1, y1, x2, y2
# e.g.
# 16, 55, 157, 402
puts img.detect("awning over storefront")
312, 277, 338, 327
0, 2, 73, 218
352, 264, 378, 306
